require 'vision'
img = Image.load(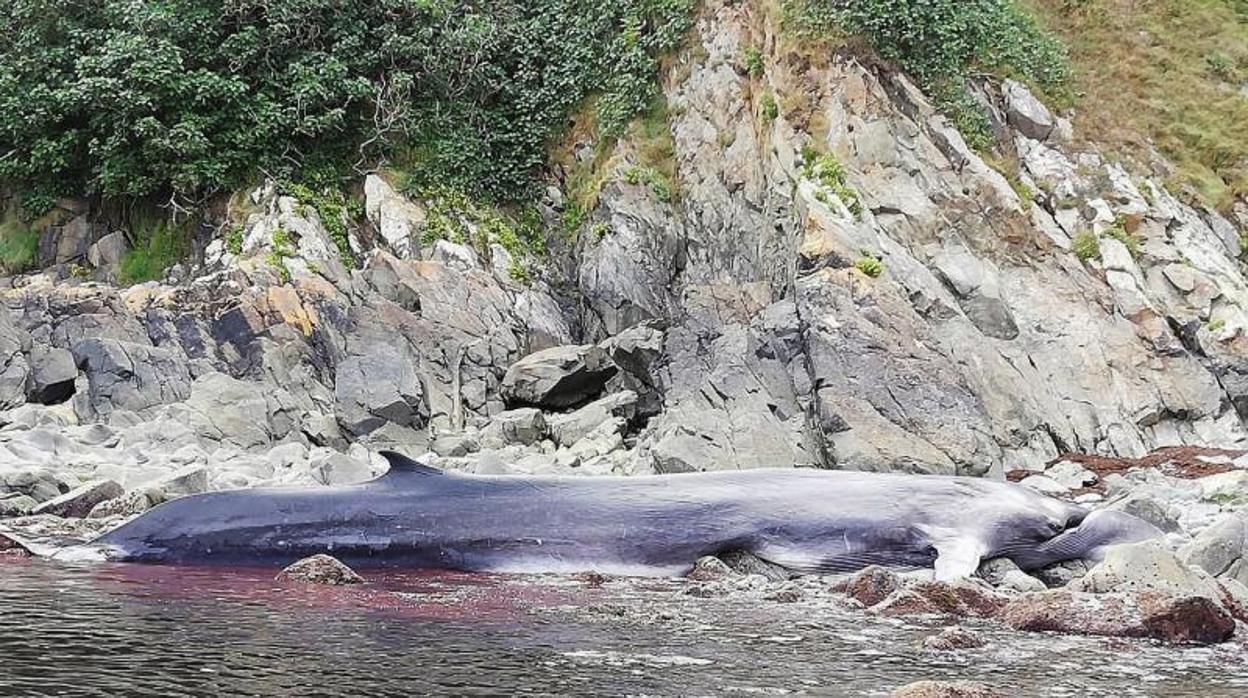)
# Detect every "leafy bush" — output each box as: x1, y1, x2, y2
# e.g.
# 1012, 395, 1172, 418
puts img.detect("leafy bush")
761, 91, 780, 121
0, 1, 695, 204
744, 46, 766, 77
